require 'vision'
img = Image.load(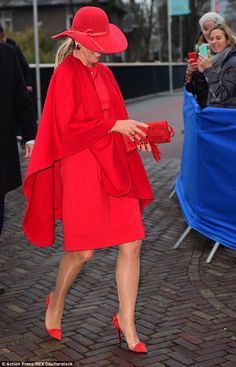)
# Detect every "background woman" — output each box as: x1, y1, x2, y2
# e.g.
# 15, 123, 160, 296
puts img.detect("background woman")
197, 11, 225, 47
185, 12, 225, 107
187, 24, 236, 109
